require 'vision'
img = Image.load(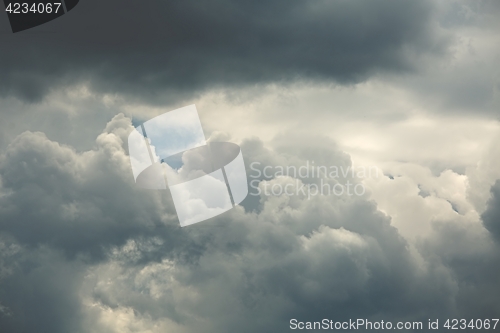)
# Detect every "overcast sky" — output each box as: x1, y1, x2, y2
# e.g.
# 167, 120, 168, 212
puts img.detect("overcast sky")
1, 1, 500, 332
